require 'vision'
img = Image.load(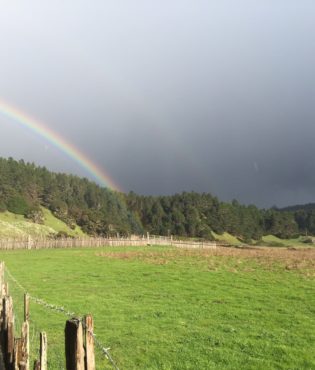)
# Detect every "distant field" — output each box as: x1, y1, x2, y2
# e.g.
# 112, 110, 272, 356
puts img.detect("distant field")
0, 246, 314, 369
